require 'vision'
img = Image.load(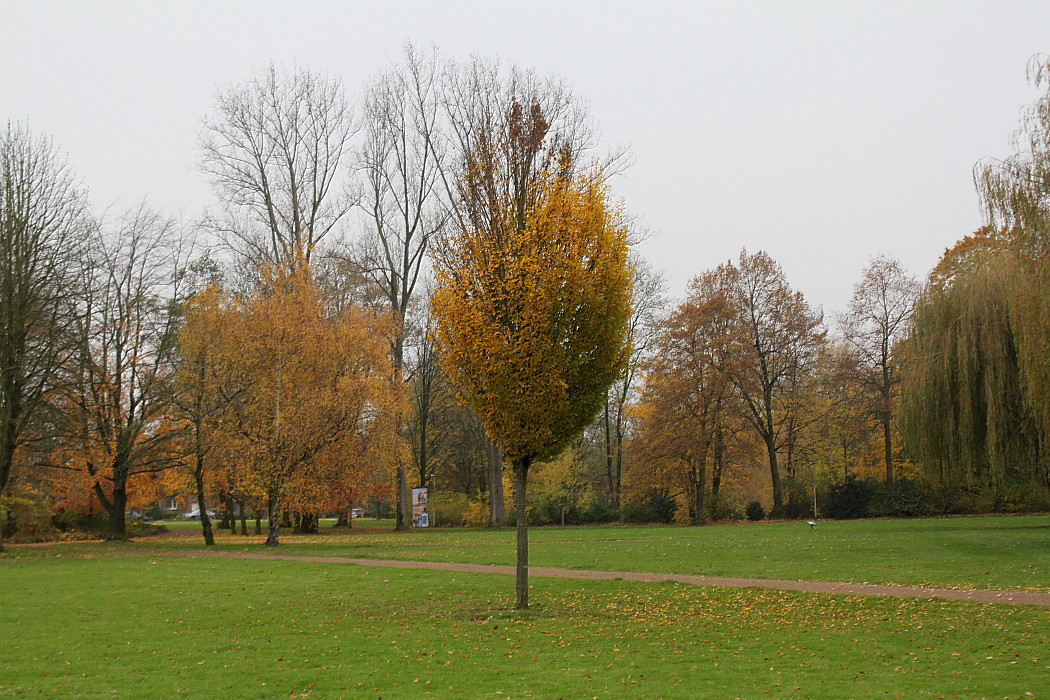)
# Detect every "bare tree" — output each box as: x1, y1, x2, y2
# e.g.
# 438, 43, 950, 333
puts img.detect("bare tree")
55, 205, 195, 540
601, 256, 666, 507
200, 64, 355, 272
0, 123, 89, 549
439, 54, 625, 241
351, 44, 448, 530
838, 255, 919, 484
